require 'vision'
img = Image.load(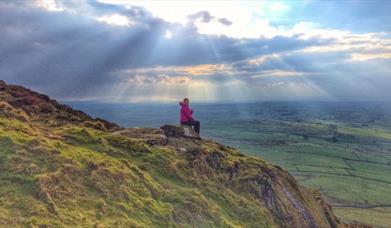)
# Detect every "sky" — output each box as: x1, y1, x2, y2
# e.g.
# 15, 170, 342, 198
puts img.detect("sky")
1, 0, 391, 103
